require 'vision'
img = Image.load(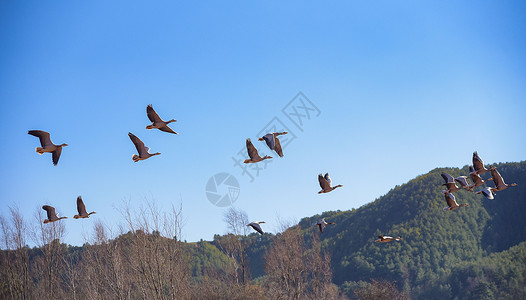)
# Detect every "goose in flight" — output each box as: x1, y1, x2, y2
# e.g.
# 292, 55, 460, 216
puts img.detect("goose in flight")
244, 138, 272, 163
441, 173, 463, 193
375, 235, 402, 243
471, 152, 488, 175
146, 104, 178, 134
247, 221, 265, 235
258, 132, 288, 157
476, 187, 495, 200
42, 205, 67, 224
28, 130, 68, 166
316, 218, 335, 233
74, 196, 96, 219
128, 132, 161, 162
318, 173, 343, 194
489, 166, 518, 192
468, 166, 493, 190
443, 190, 469, 211
454, 176, 473, 192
